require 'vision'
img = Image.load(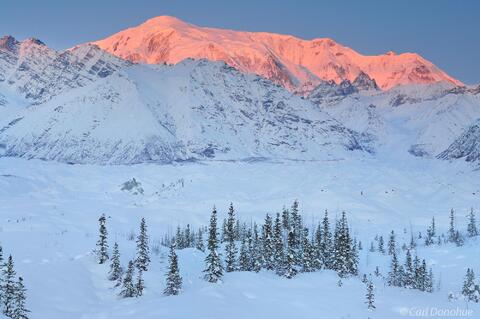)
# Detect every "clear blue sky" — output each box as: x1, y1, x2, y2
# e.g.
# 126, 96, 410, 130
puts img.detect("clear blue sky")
1, 0, 478, 84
